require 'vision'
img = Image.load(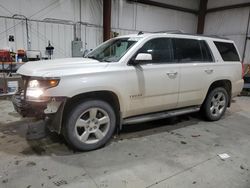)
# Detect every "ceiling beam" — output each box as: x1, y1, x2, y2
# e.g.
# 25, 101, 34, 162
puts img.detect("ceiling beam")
197, 0, 208, 34
127, 0, 198, 15
207, 2, 250, 13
